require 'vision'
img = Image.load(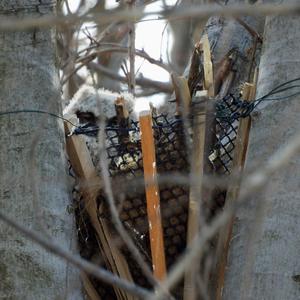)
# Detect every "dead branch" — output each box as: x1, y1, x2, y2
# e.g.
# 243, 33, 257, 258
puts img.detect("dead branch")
0, 210, 152, 299
1, 3, 300, 32
88, 62, 173, 93
62, 46, 172, 85
128, 1, 136, 94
